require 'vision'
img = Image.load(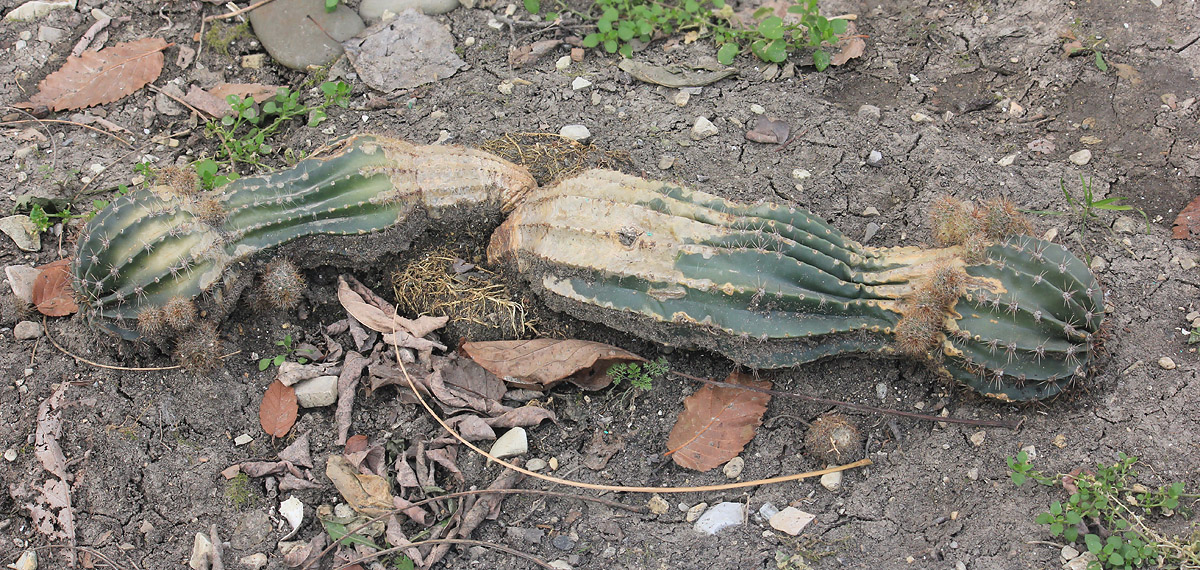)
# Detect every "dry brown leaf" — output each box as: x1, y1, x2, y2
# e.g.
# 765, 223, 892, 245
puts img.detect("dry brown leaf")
582, 429, 625, 471
1114, 63, 1142, 85
337, 276, 397, 332
32, 259, 78, 317
325, 455, 395, 516
508, 39, 561, 67
745, 118, 790, 144
665, 371, 771, 472
461, 339, 644, 391
208, 83, 282, 103
484, 406, 558, 429
831, 36, 865, 66
22, 38, 169, 111
278, 432, 313, 468
1173, 194, 1200, 239
259, 380, 298, 438
181, 85, 230, 118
